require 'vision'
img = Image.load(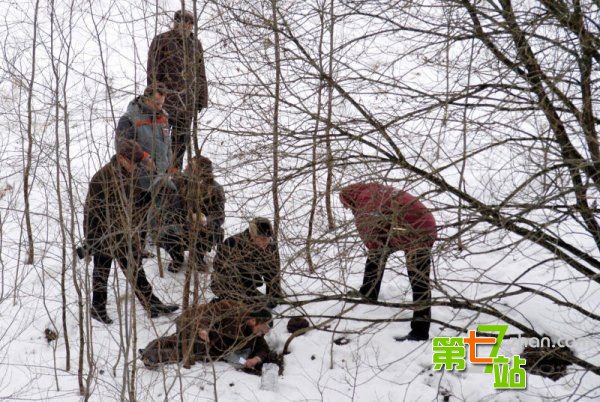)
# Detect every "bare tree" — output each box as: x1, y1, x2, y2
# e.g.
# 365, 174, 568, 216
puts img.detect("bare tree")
205, 0, 600, 379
